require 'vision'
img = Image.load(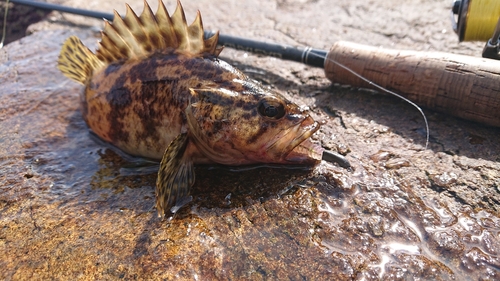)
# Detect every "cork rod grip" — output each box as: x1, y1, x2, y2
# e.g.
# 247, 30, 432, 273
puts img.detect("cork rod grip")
324, 41, 500, 127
